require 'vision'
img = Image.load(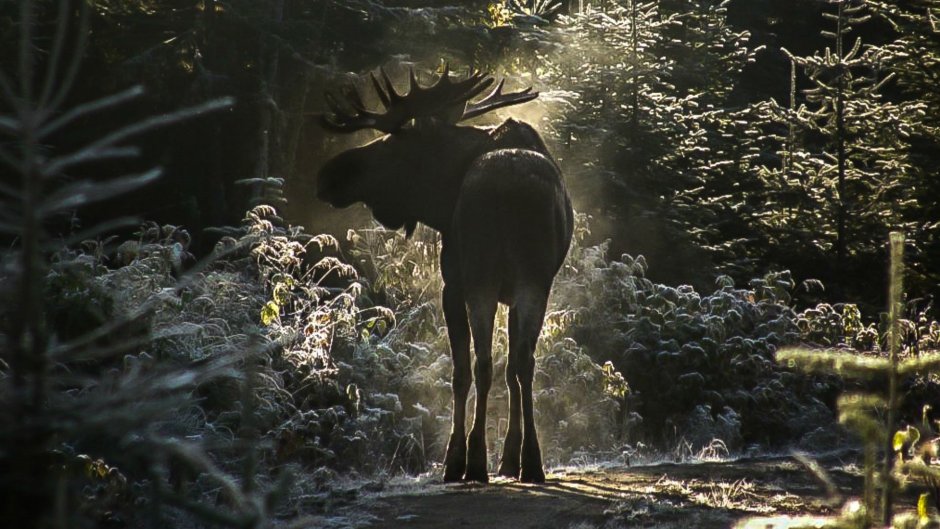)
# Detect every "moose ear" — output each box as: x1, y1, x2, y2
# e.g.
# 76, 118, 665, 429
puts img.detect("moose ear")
404, 220, 418, 239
